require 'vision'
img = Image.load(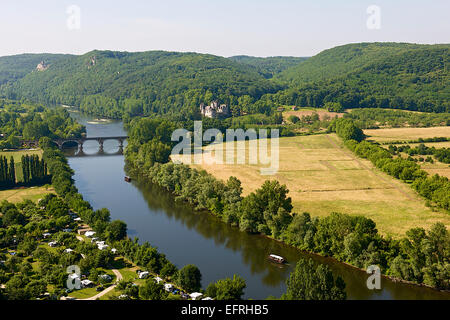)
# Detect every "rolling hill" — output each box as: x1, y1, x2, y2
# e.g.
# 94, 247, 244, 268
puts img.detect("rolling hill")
1, 43, 448, 117
0, 53, 72, 85
272, 43, 450, 112
1, 50, 283, 118
229, 55, 308, 79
